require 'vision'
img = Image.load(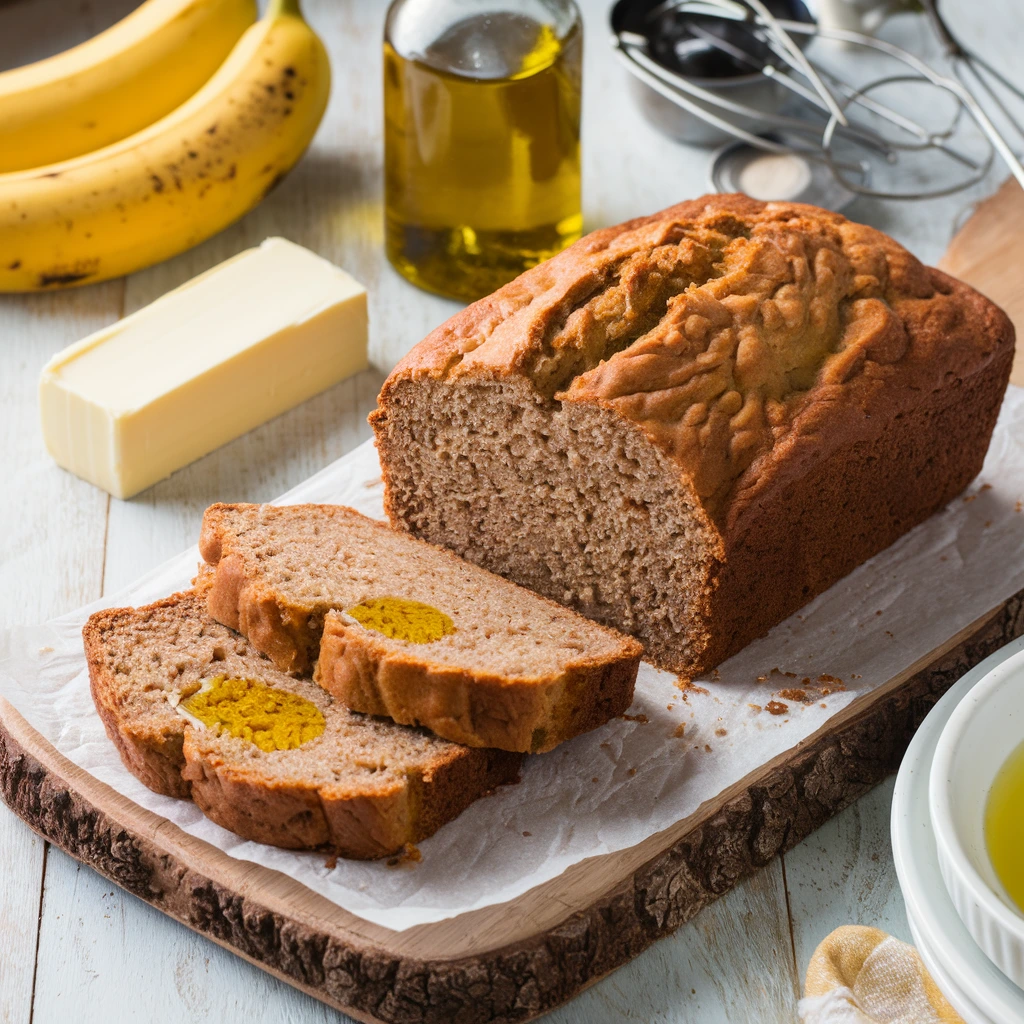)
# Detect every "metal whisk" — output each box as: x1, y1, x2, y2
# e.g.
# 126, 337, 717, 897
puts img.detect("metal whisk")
611, 0, 1024, 201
